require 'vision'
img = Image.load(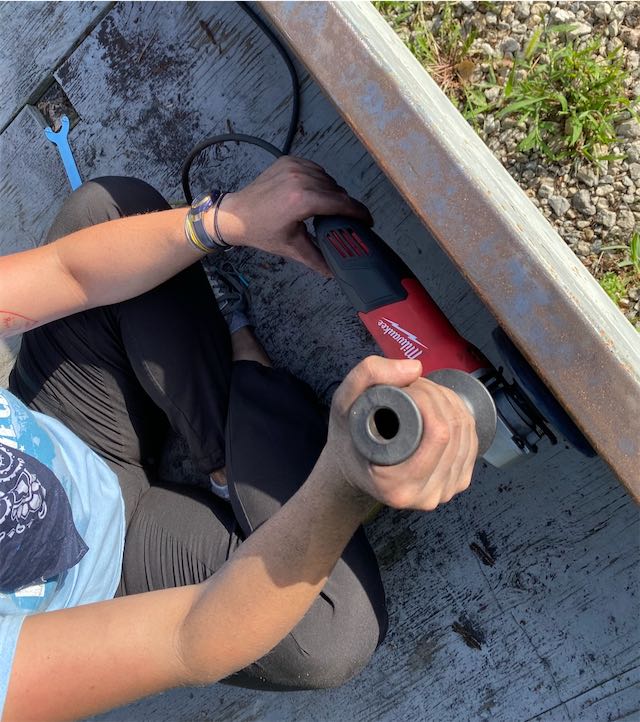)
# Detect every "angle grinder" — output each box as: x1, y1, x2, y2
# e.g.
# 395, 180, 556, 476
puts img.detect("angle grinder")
314, 215, 596, 467
179, 2, 595, 470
